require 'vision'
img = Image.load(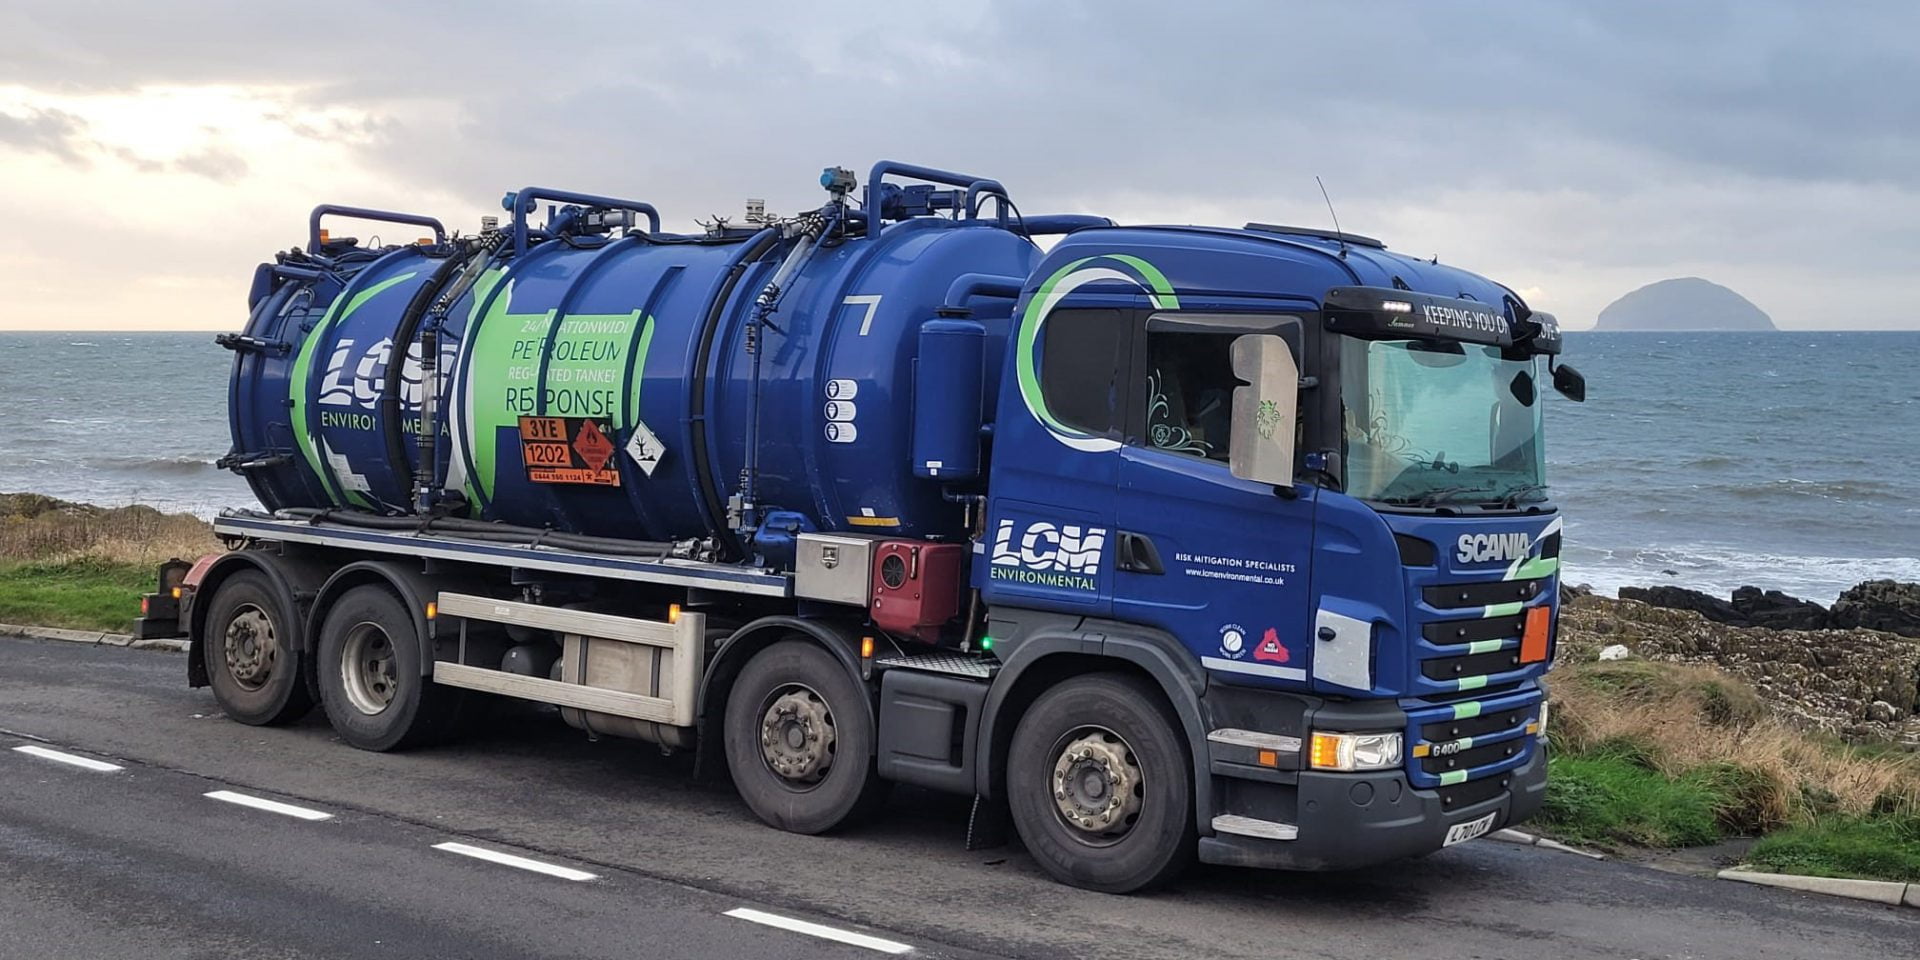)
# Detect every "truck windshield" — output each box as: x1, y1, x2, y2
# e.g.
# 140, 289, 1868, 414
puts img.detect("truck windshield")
1339, 337, 1546, 507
